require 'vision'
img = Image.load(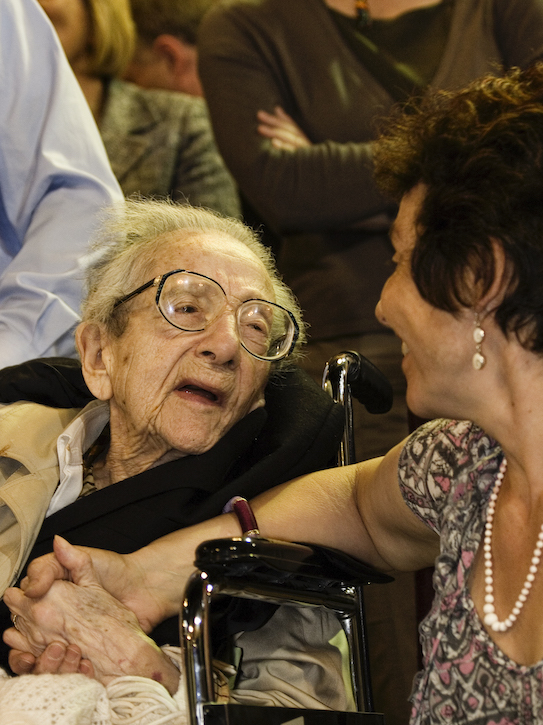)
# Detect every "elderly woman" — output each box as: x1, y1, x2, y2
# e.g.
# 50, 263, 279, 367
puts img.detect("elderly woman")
10, 63, 543, 723
0, 200, 351, 713
37, 0, 240, 217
